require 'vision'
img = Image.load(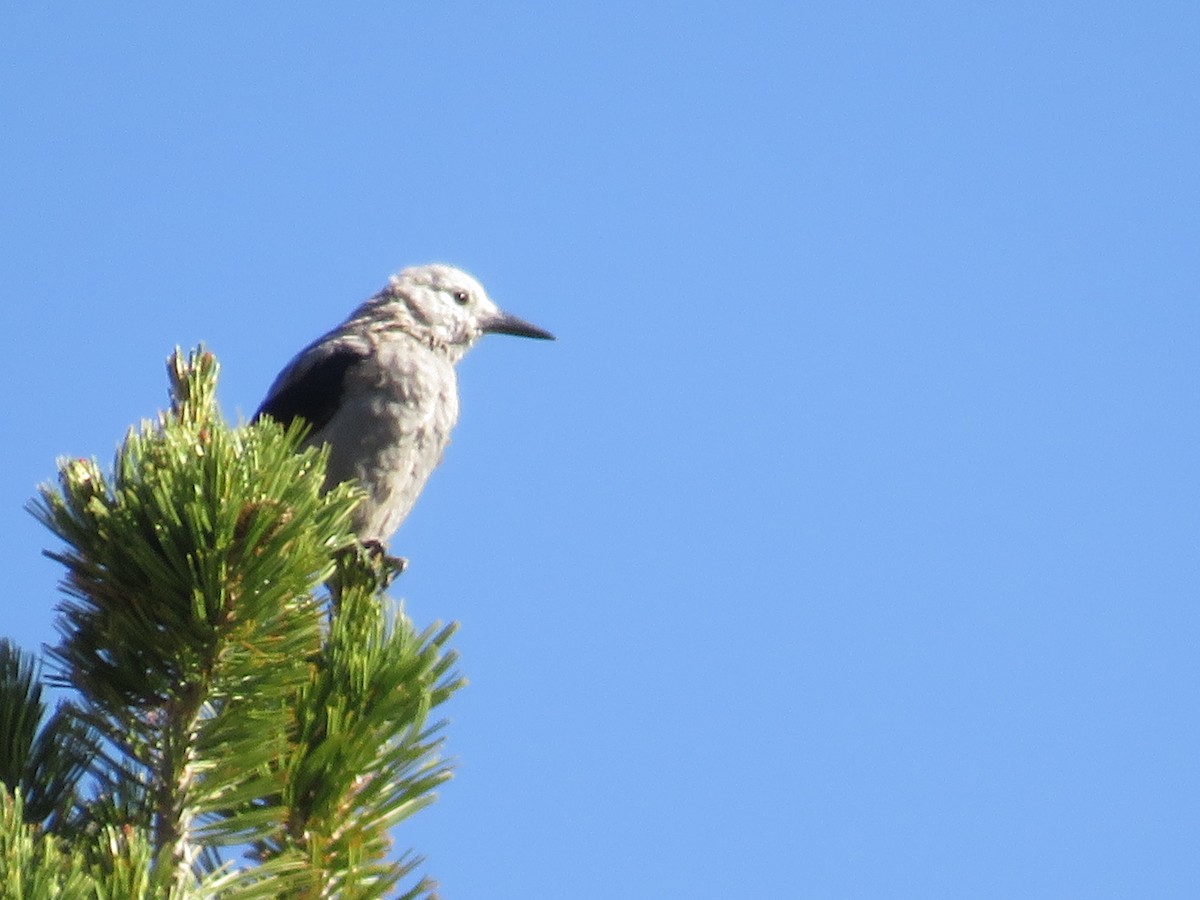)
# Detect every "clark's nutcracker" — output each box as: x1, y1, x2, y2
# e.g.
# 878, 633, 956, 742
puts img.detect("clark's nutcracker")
255, 264, 553, 546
